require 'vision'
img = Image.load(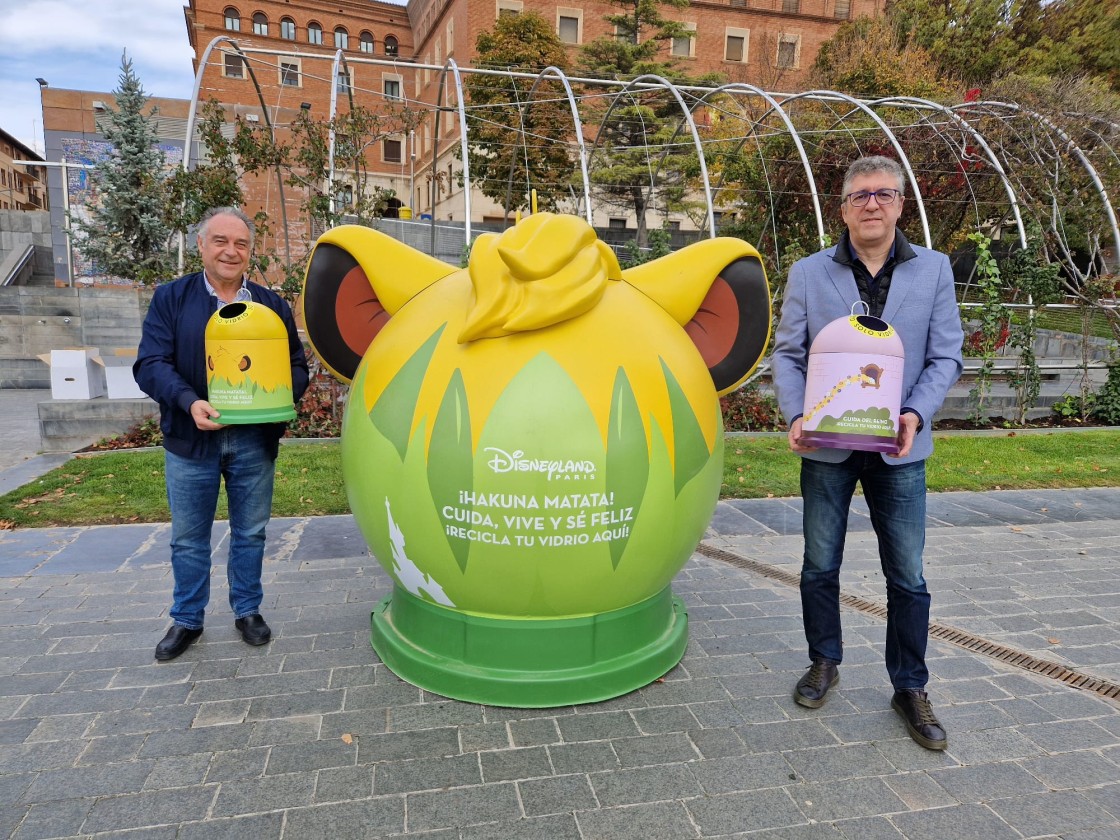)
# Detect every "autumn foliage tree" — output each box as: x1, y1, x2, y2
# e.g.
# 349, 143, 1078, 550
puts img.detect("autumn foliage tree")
462, 12, 577, 213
